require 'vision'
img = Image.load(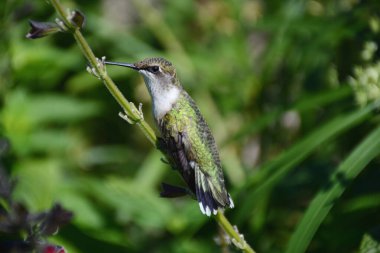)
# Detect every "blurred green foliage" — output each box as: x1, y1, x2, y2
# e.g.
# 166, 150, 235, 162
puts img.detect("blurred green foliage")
1, 0, 380, 252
